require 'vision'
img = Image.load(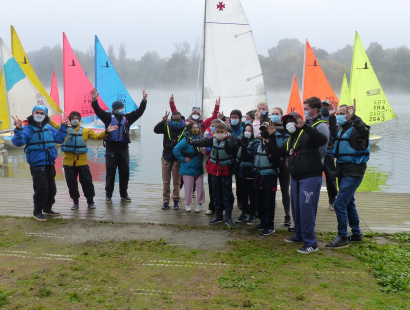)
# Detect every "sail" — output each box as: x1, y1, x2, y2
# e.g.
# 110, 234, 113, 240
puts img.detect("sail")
350, 31, 396, 125
95, 35, 137, 112
11, 26, 62, 114
0, 69, 10, 131
1, 39, 58, 127
286, 75, 304, 118
302, 40, 339, 106
50, 71, 62, 123
203, 0, 267, 117
63, 33, 108, 123
339, 73, 351, 106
